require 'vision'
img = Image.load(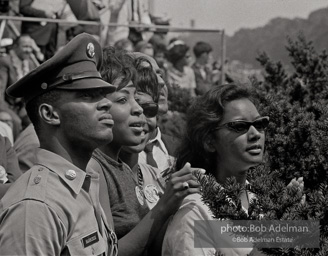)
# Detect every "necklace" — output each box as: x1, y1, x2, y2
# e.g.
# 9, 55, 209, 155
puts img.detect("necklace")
135, 165, 145, 206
